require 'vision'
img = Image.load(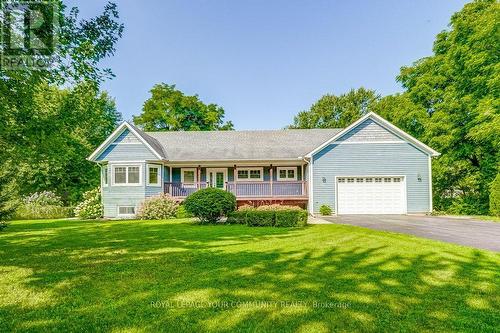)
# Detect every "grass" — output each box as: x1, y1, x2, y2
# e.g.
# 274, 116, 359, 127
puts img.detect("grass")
0, 219, 499, 332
